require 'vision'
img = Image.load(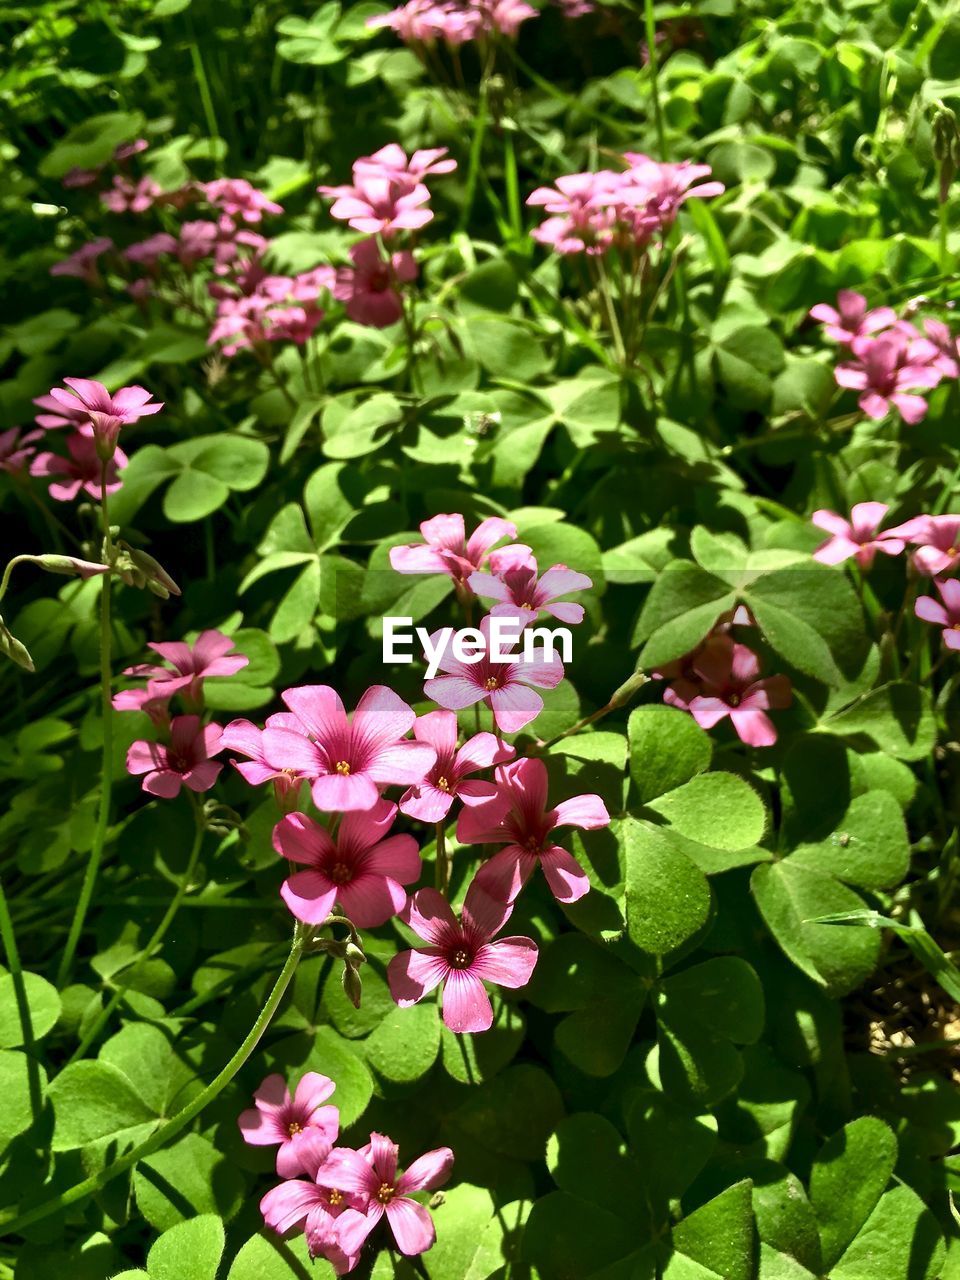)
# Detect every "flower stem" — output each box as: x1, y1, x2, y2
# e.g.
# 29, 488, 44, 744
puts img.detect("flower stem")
0, 880, 42, 1124
459, 77, 490, 234
0, 928, 306, 1240
64, 804, 207, 1065
435, 820, 449, 894
56, 467, 115, 988
643, 0, 667, 157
